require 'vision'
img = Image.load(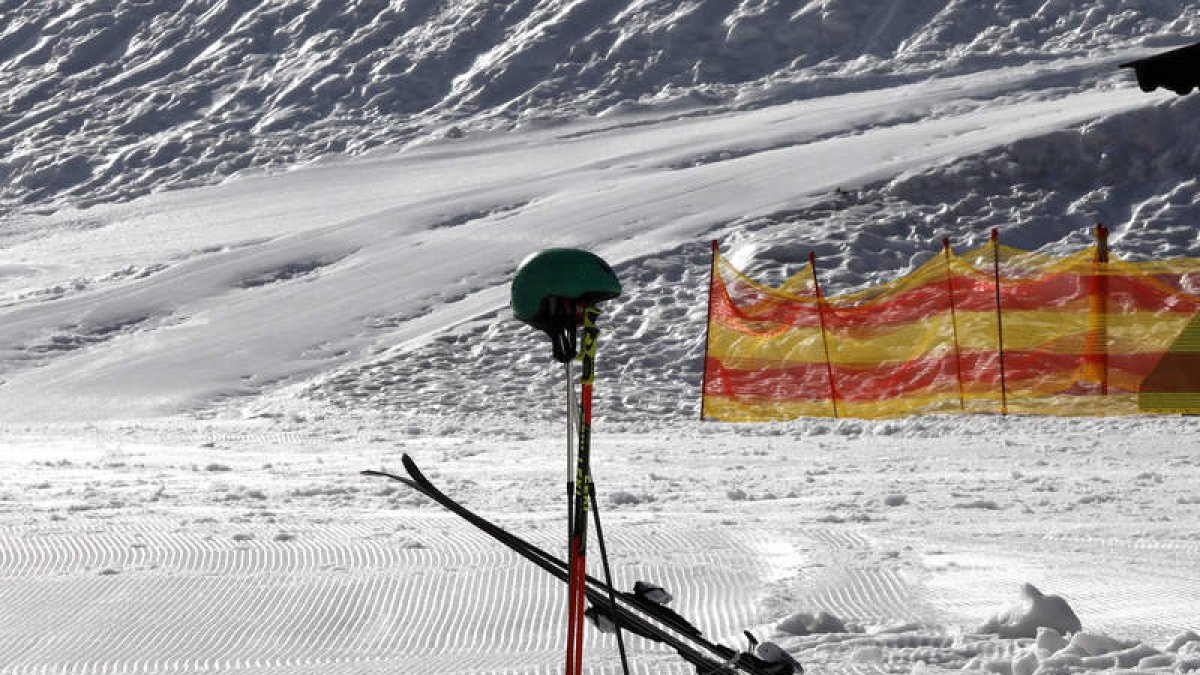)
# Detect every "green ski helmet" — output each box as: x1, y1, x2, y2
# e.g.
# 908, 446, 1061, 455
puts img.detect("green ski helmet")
511, 248, 621, 362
